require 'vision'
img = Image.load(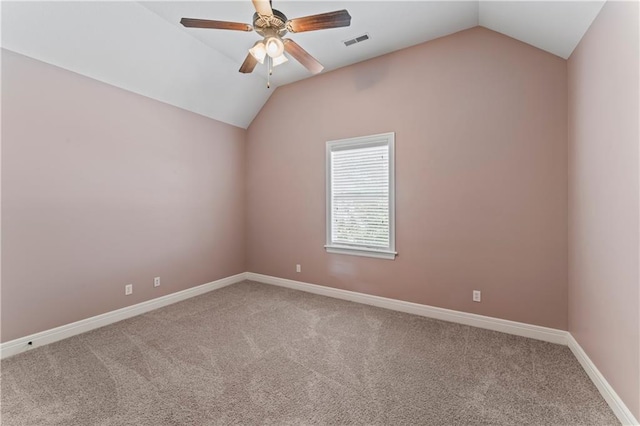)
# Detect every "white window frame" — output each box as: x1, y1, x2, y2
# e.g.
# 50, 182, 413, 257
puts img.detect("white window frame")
325, 132, 396, 260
